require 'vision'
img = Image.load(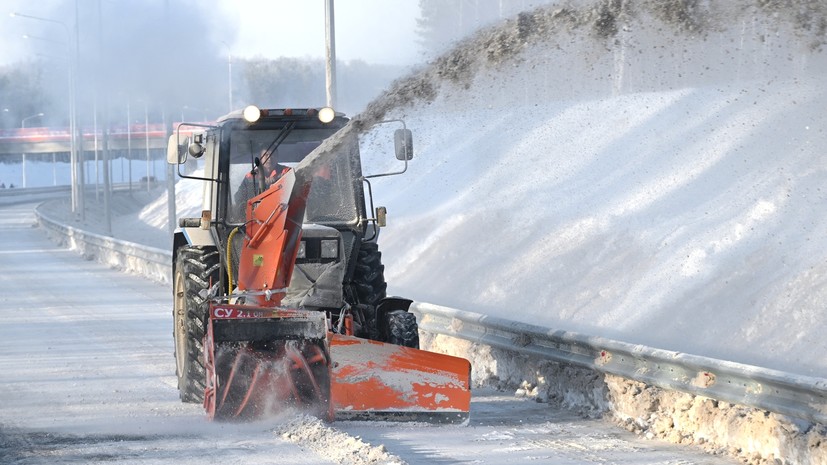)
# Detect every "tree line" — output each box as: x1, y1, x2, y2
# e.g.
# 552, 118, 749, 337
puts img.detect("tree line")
0, 57, 407, 131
